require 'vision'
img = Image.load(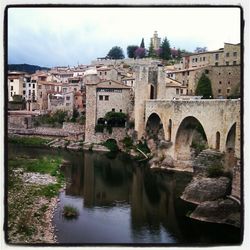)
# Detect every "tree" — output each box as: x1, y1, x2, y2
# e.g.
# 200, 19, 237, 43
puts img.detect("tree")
107, 46, 125, 59
148, 40, 156, 58
160, 37, 171, 60
195, 73, 213, 99
127, 45, 138, 58
135, 47, 146, 59
140, 38, 145, 48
